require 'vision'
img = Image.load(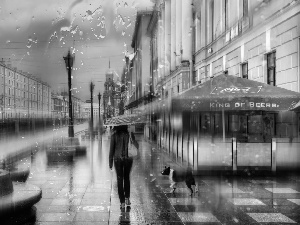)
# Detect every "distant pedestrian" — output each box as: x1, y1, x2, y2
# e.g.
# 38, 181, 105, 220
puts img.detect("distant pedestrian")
109, 125, 139, 209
